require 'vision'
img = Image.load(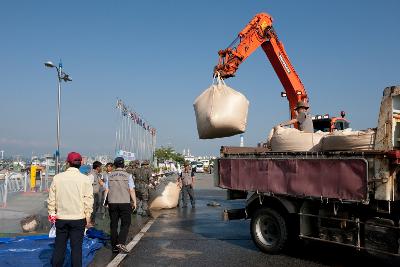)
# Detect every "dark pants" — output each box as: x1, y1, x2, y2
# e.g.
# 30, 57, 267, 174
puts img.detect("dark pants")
108, 203, 132, 249
135, 182, 149, 215
178, 188, 184, 207
52, 219, 85, 267
91, 193, 100, 223
182, 185, 195, 207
